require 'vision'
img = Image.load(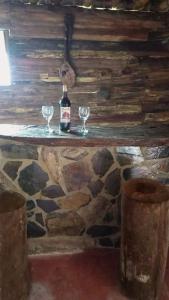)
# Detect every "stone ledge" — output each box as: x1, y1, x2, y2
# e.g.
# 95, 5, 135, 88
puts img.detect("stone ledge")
0, 124, 169, 147
28, 236, 96, 255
